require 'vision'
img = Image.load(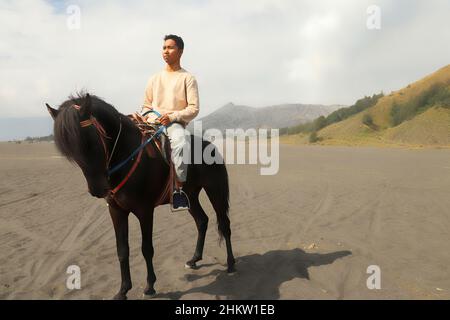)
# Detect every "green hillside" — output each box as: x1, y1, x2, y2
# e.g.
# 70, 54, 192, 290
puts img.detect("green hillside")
282, 64, 450, 147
